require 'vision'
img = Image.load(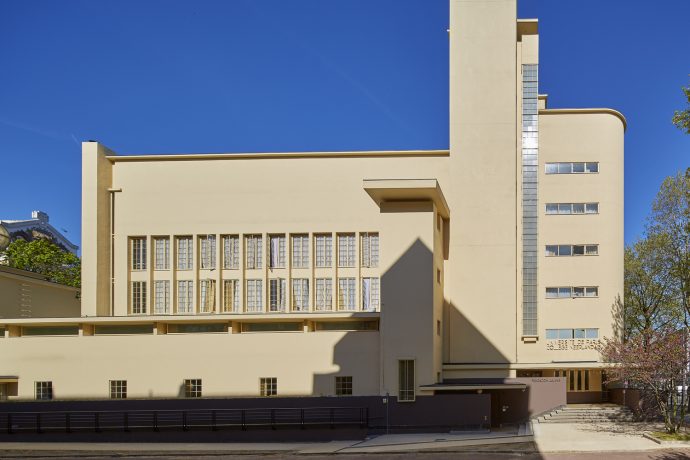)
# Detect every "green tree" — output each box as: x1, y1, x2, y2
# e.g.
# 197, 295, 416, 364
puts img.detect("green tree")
672, 82, 690, 134
1, 239, 80, 288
